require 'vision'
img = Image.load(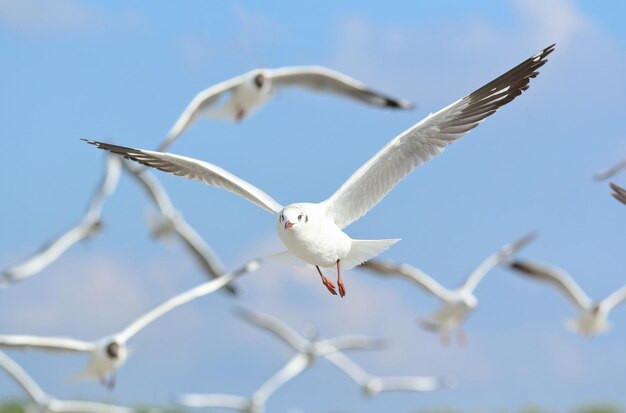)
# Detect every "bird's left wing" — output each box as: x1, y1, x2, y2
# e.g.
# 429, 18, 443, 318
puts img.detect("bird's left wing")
462, 231, 537, 292
84, 140, 284, 215
83, 154, 122, 221
610, 182, 626, 205
599, 285, 626, 313
268, 66, 413, 109
116, 260, 261, 342
322, 44, 555, 229
252, 353, 309, 406
234, 308, 309, 352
